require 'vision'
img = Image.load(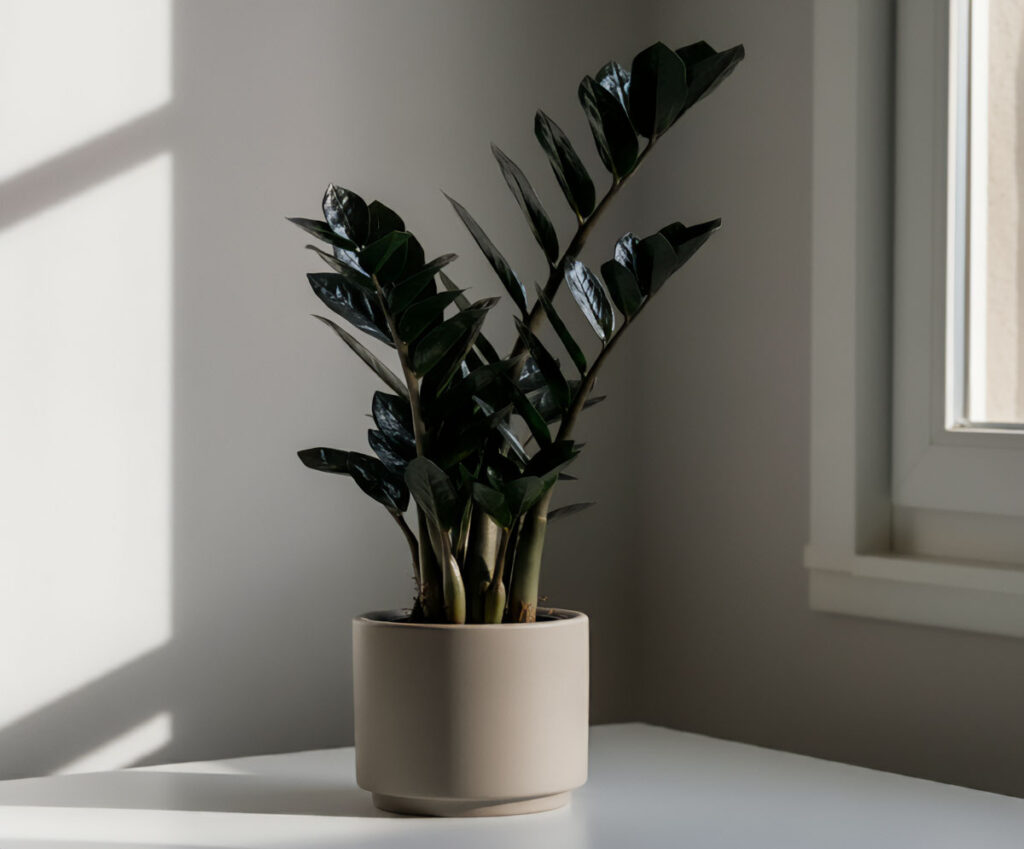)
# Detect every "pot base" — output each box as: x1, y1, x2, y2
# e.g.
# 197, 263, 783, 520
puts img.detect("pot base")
372, 790, 571, 817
